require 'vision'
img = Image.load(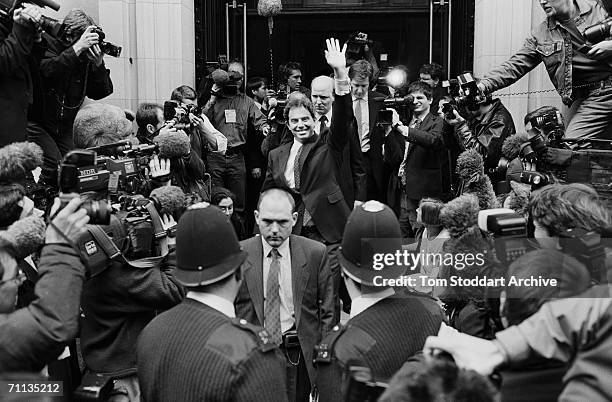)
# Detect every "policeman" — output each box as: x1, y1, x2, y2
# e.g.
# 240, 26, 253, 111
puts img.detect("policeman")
137, 203, 288, 402
315, 201, 445, 402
